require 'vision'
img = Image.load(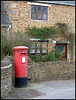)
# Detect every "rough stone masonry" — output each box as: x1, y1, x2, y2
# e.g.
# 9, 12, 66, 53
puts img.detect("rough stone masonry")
12, 56, 75, 84
4, 1, 75, 33
1, 57, 12, 98
27, 60, 75, 81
